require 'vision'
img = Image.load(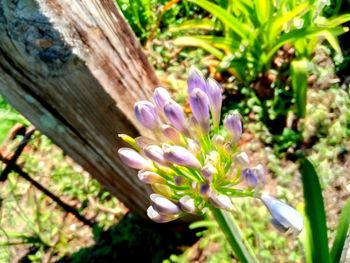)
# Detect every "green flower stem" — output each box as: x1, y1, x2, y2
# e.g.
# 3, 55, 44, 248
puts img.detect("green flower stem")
210, 206, 258, 263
